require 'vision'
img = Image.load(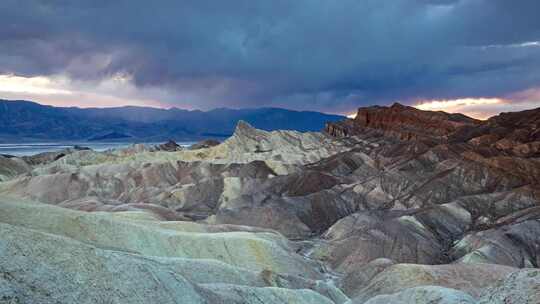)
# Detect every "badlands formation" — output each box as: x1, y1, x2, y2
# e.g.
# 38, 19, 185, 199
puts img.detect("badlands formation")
1, 103, 540, 303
